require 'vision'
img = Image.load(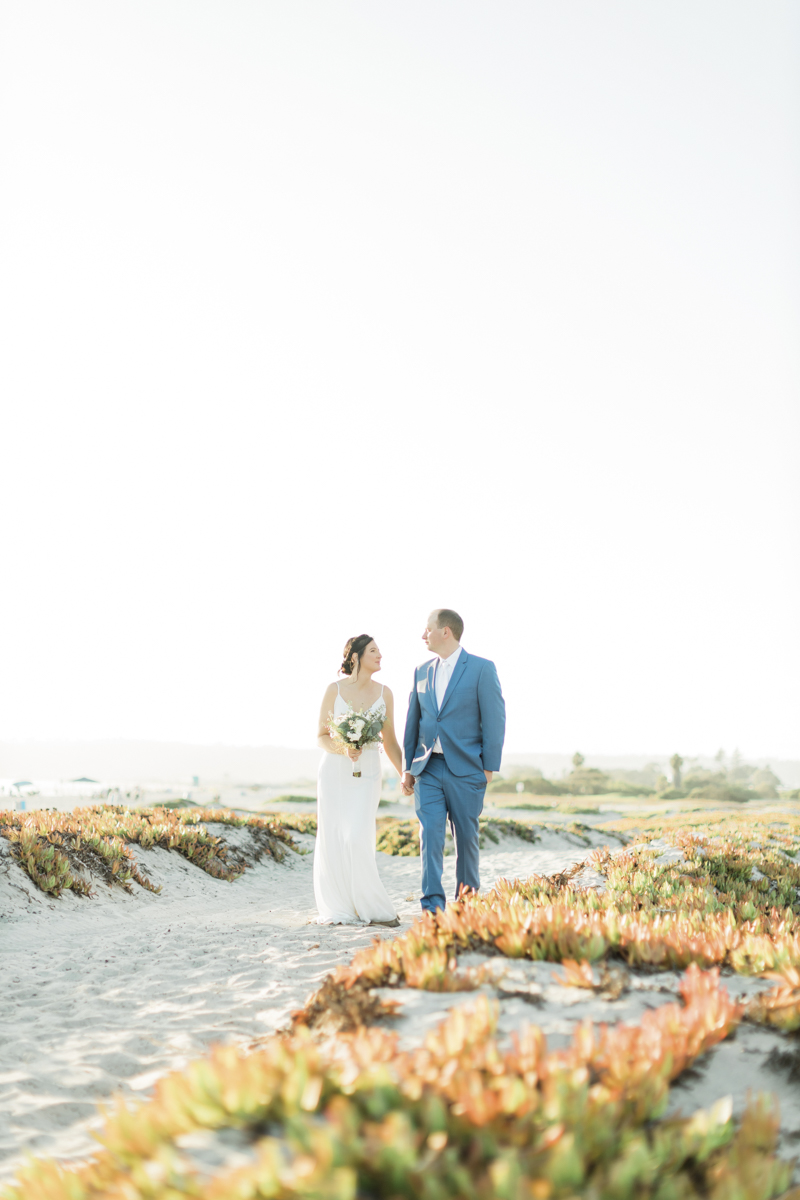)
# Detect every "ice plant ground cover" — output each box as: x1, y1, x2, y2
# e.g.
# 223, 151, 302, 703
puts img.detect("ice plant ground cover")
374, 816, 609, 857
0, 806, 586, 898
3, 804, 800, 1198
0, 806, 307, 897
3, 969, 794, 1200
305, 810, 800, 1020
